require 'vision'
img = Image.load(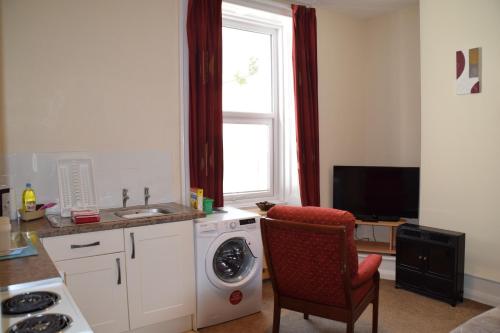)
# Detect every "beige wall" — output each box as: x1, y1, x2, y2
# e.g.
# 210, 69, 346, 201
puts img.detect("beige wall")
317, 8, 368, 208
364, 5, 420, 166
2, 0, 181, 153
317, 5, 421, 208
1, 0, 181, 198
1, 0, 420, 210
420, 0, 500, 282
0, 3, 5, 175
